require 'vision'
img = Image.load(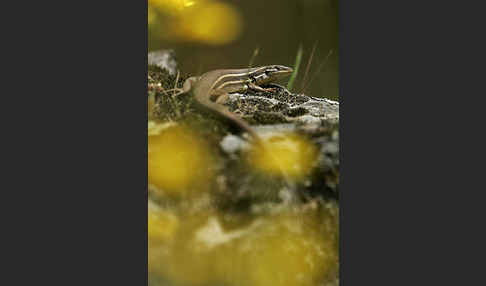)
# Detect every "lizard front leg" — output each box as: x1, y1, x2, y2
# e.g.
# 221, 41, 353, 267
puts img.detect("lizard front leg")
248, 82, 277, 93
